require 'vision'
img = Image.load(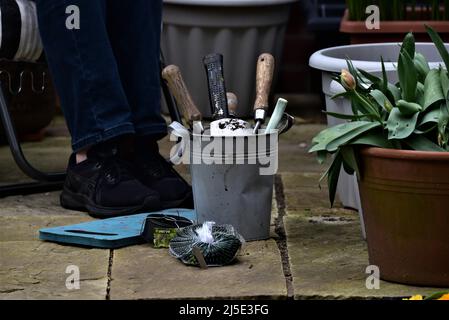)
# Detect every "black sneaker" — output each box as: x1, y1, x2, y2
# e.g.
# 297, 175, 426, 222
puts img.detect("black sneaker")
134, 138, 193, 209
60, 140, 161, 218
